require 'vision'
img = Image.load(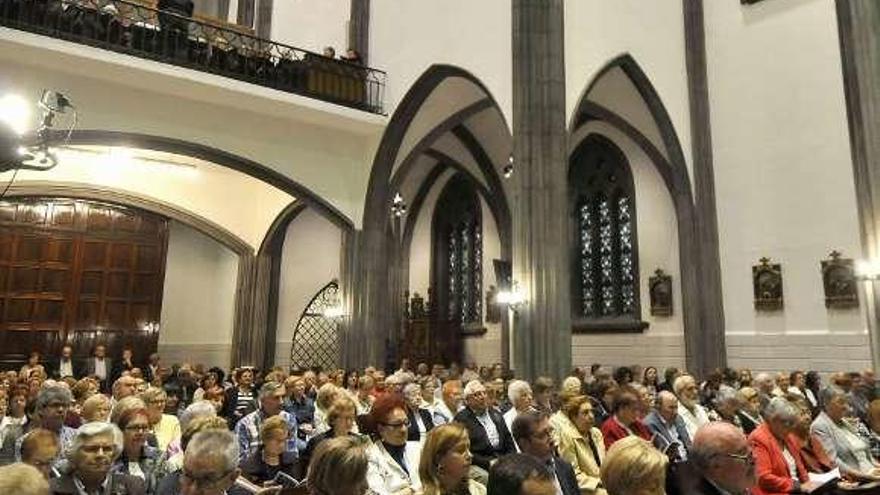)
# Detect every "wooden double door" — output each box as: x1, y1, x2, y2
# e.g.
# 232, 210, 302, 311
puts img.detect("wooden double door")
0, 197, 168, 370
